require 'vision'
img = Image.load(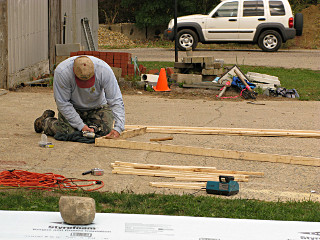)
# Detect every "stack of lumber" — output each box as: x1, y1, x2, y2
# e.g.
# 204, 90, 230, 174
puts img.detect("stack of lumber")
111, 161, 264, 190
